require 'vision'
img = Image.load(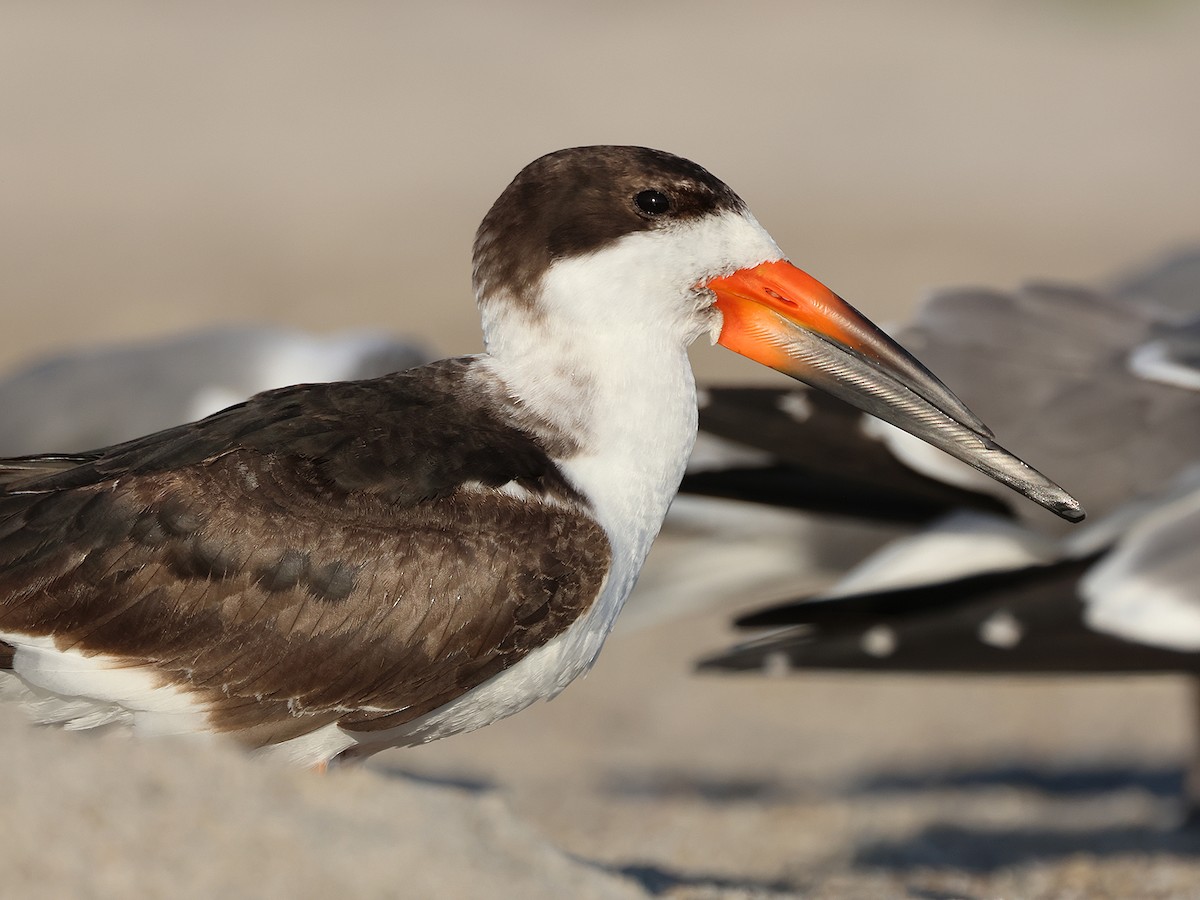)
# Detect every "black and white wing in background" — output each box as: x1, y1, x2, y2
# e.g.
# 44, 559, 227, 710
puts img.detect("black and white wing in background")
690, 249, 1200, 819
